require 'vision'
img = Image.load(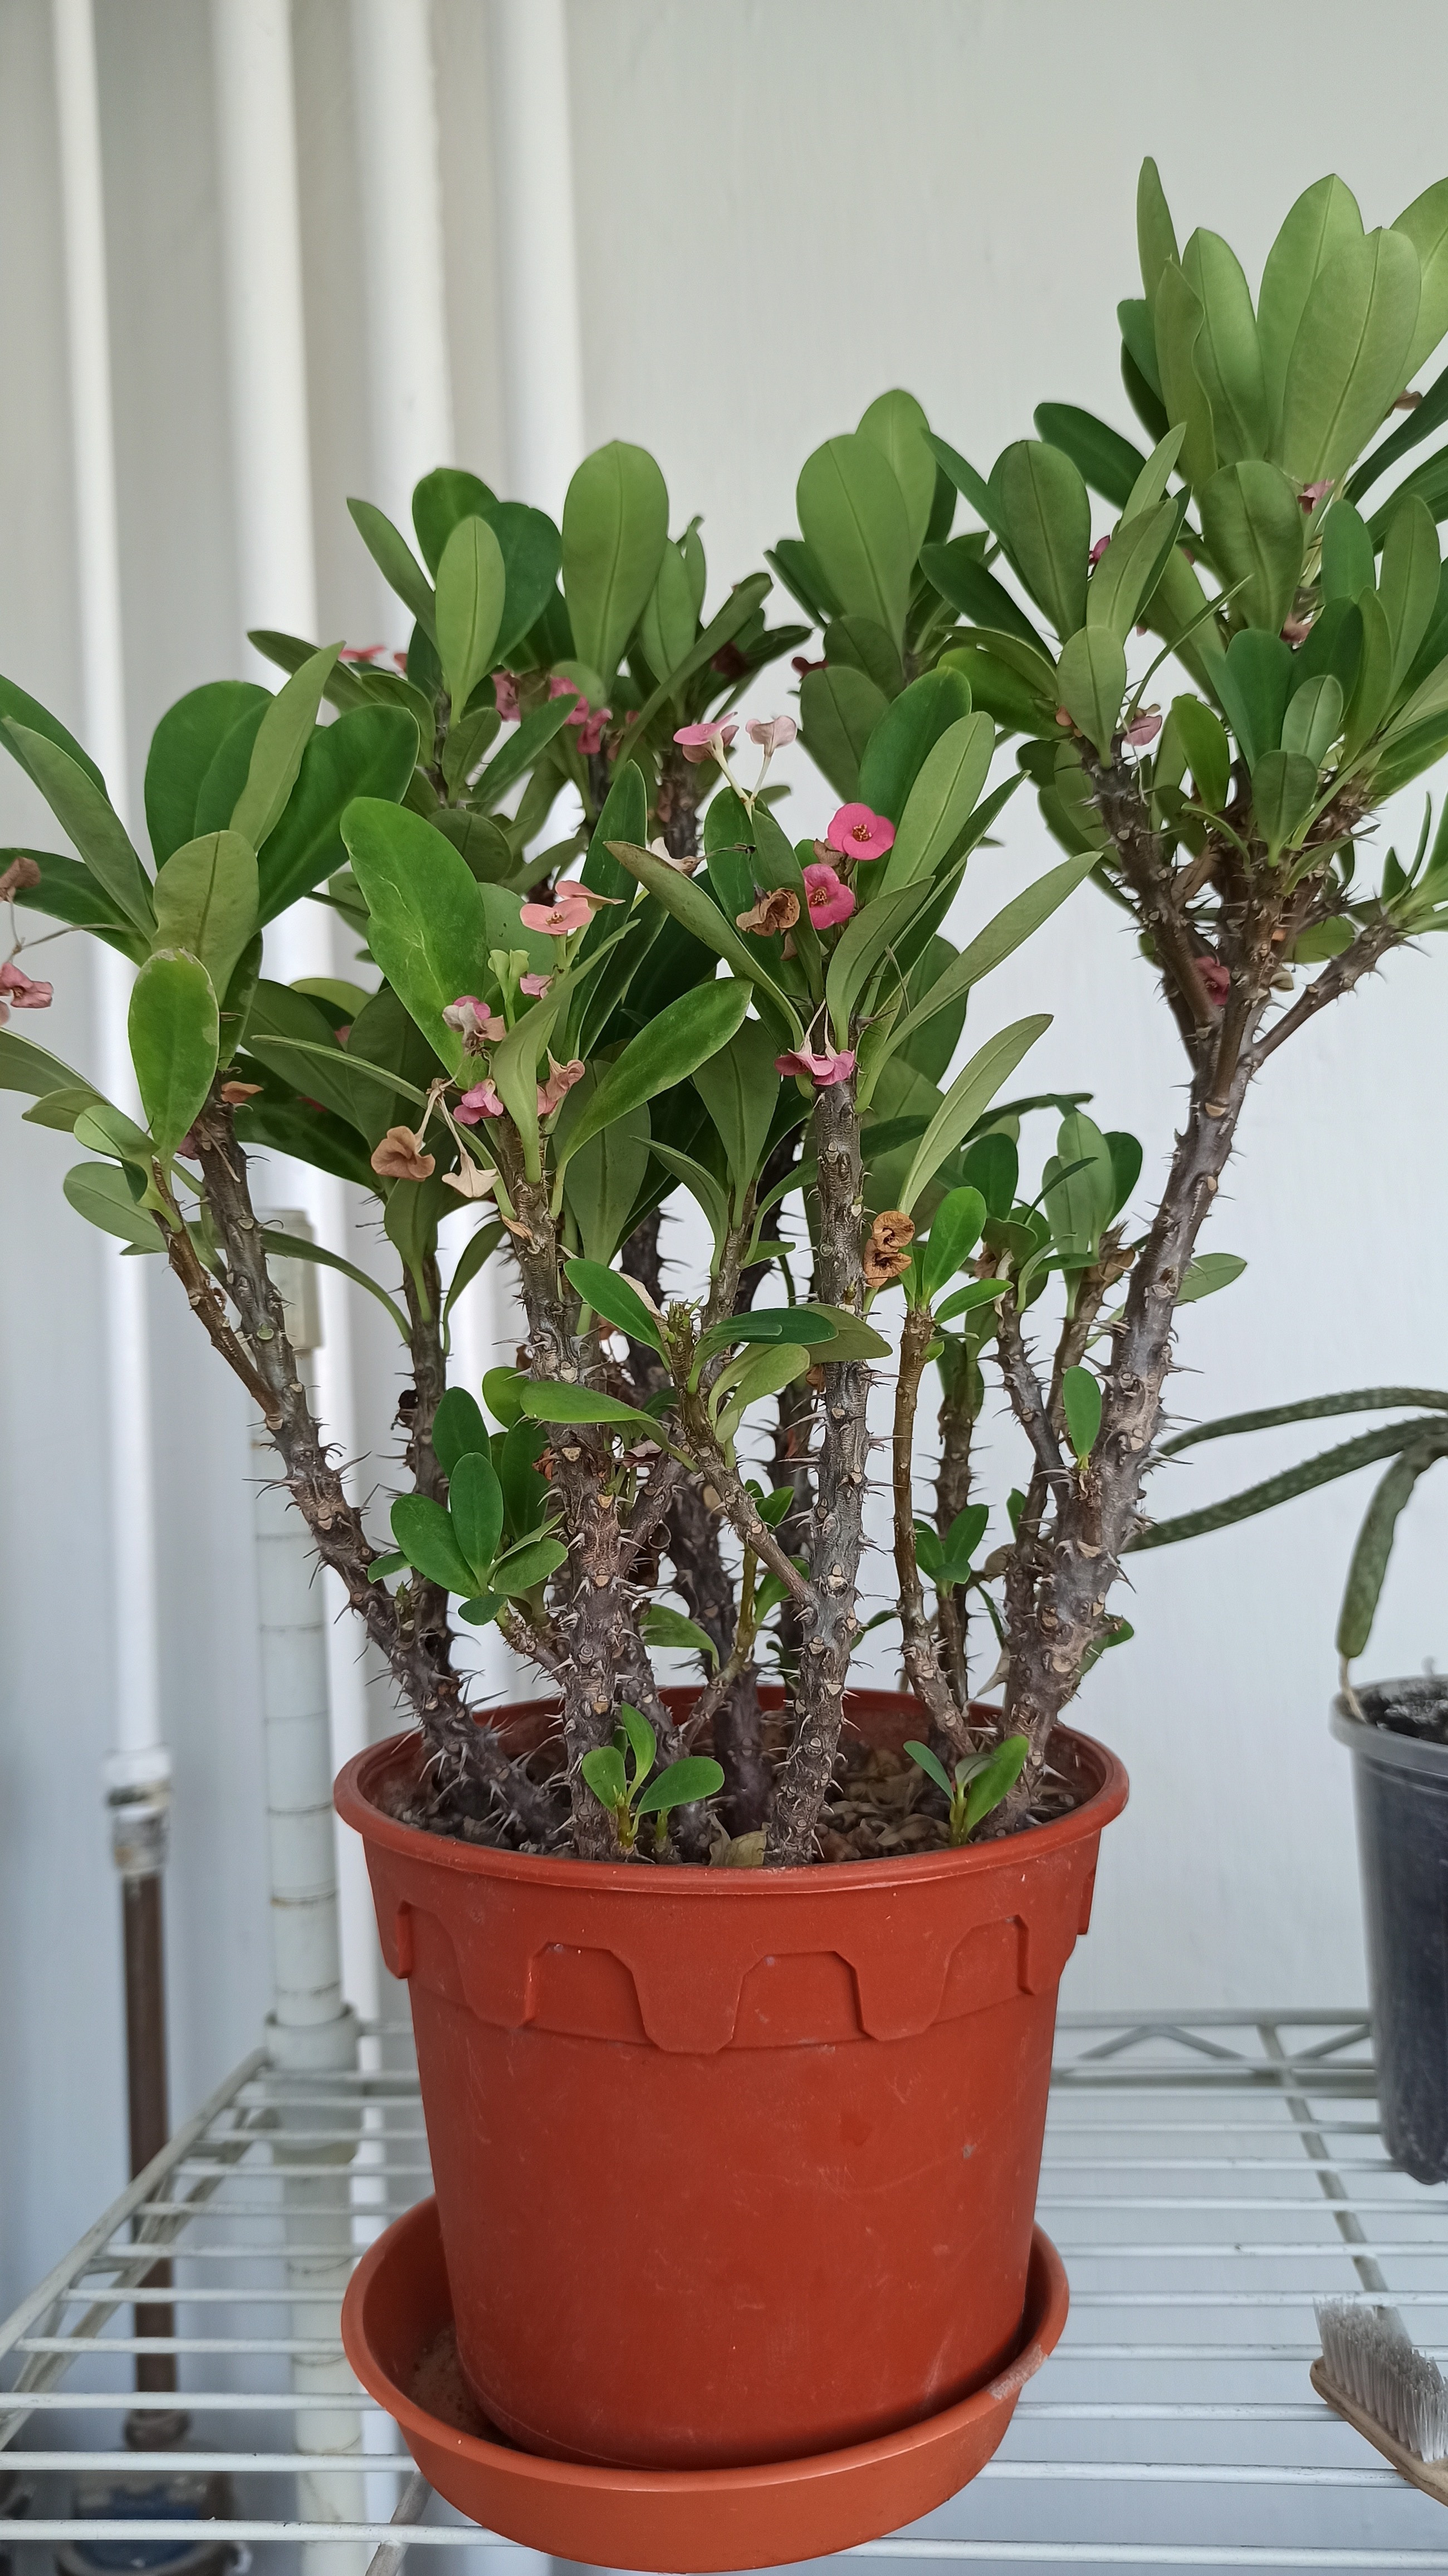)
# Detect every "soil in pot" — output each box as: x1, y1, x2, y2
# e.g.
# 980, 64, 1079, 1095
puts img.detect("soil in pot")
1334, 1676, 1448, 2184
335, 1690, 1126, 2484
